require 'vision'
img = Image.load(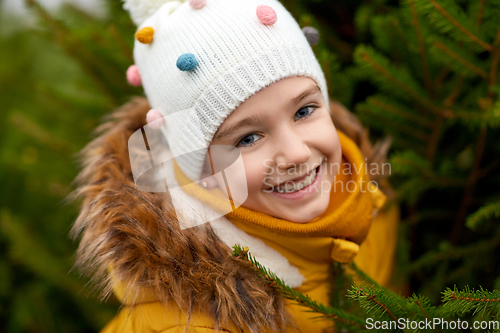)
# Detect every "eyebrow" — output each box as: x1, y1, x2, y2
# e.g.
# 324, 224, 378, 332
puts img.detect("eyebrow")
288, 84, 321, 109
212, 83, 322, 142
212, 113, 266, 142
